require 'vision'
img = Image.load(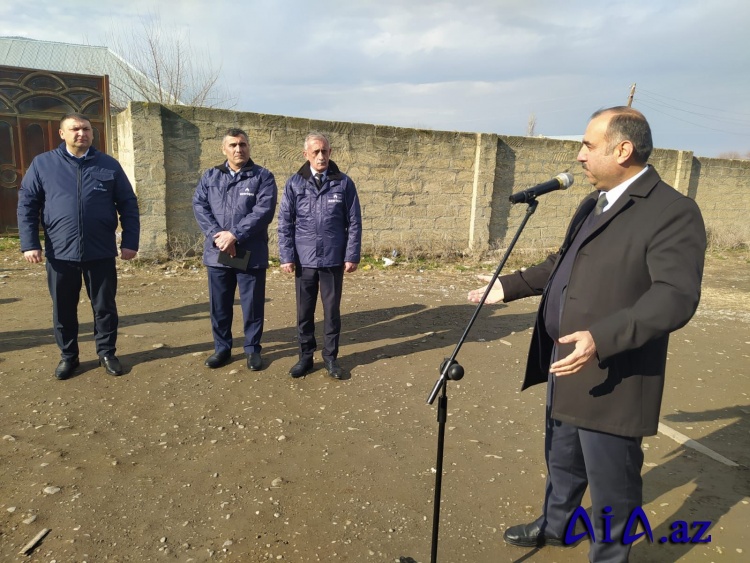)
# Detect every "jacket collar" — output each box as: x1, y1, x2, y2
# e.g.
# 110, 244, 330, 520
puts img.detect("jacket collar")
297, 160, 342, 180
56, 142, 99, 162
215, 158, 256, 174
621, 165, 660, 199
561, 166, 662, 254
590, 165, 661, 218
